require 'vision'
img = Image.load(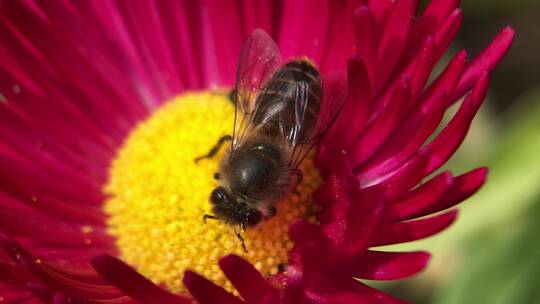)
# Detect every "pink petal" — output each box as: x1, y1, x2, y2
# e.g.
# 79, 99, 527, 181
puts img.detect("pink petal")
407, 36, 435, 102
376, 0, 417, 92
320, 1, 355, 72
357, 149, 429, 205
353, 6, 377, 83
219, 255, 276, 303
326, 56, 372, 152
357, 88, 447, 181
422, 168, 488, 215
400, 0, 460, 65
339, 205, 384, 259
290, 220, 332, 265
424, 72, 490, 175
183, 271, 243, 304
91, 255, 189, 304
348, 251, 430, 280
367, 0, 394, 28
0, 207, 113, 249
422, 49, 467, 109
278, 0, 329, 64
385, 171, 453, 222
1, 239, 122, 299
349, 75, 410, 167
0, 258, 38, 286
305, 275, 407, 304
453, 27, 515, 101
433, 9, 463, 63
372, 210, 458, 246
